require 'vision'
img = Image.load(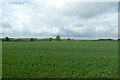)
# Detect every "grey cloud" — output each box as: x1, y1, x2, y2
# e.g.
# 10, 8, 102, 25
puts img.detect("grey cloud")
2, 22, 12, 28
61, 2, 117, 18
